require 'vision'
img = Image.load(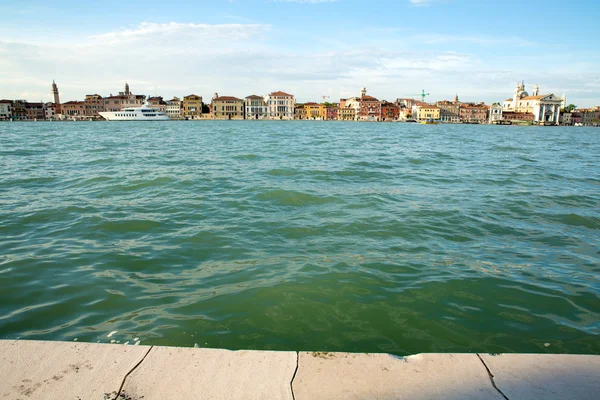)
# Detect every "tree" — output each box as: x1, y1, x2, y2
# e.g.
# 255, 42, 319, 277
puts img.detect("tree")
562, 104, 577, 113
